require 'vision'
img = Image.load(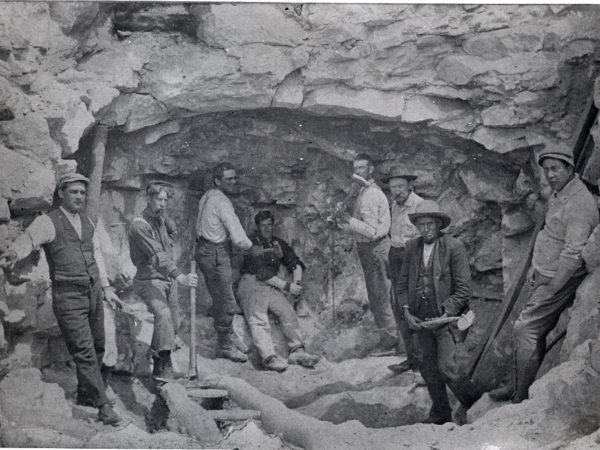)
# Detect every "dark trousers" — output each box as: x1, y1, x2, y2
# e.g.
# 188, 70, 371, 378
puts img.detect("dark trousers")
389, 245, 420, 364
195, 239, 238, 346
418, 327, 480, 420
513, 273, 585, 399
356, 238, 395, 340
52, 281, 108, 407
